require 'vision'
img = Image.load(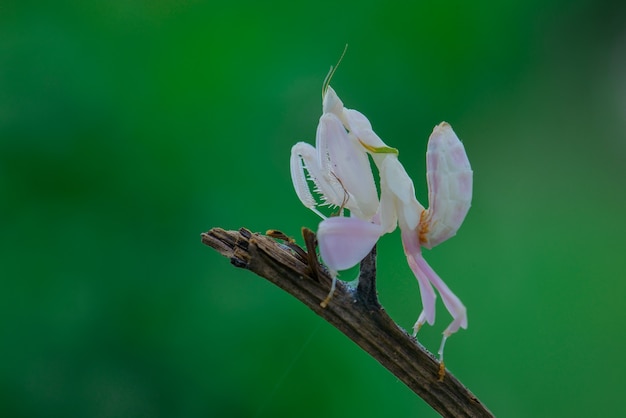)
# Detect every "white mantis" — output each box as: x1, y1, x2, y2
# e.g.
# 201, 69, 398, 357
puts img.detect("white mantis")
289, 64, 473, 366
